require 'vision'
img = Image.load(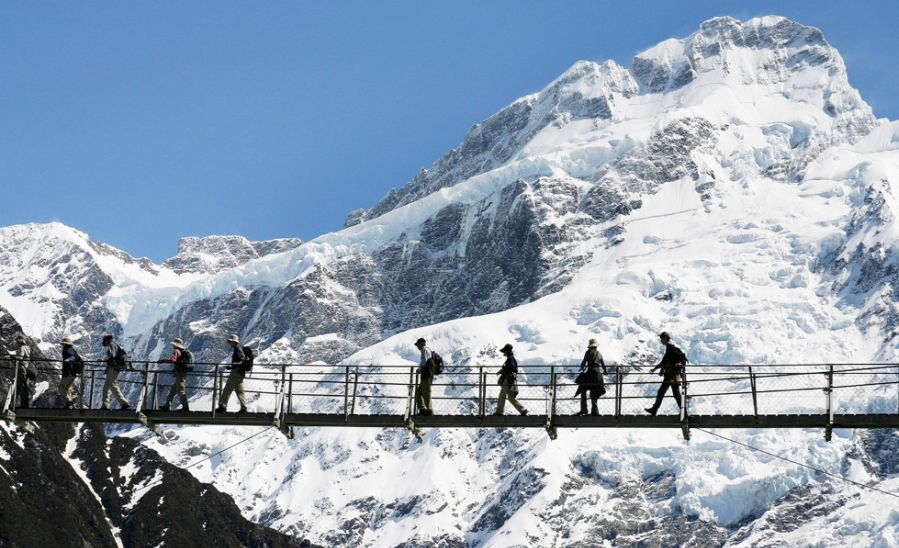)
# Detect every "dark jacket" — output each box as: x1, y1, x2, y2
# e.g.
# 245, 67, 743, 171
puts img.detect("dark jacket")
575, 347, 606, 395
105, 341, 124, 370
498, 355, 518, 386
62, 346, 81, 377
658, 344, 687, 383
230, 345, 246, 373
